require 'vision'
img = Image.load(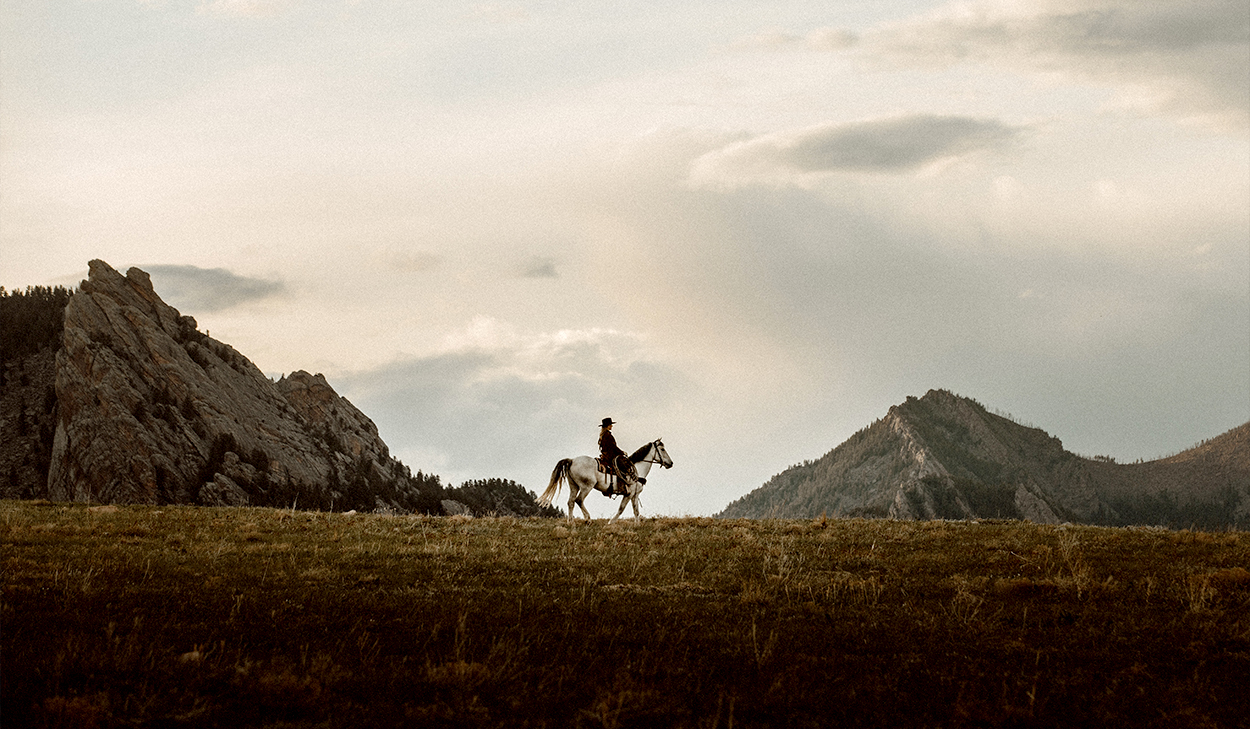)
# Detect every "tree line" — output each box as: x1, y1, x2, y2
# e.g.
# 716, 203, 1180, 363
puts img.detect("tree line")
0, 286, 74, 365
